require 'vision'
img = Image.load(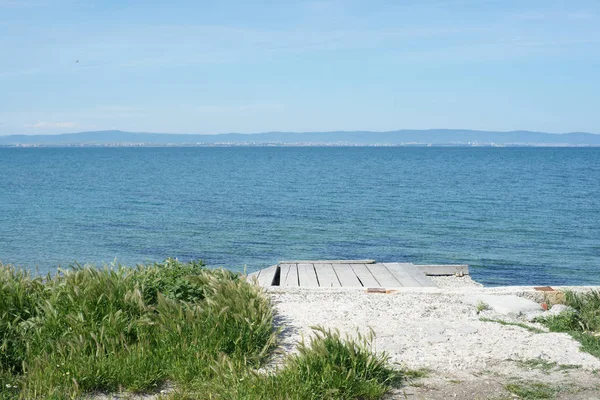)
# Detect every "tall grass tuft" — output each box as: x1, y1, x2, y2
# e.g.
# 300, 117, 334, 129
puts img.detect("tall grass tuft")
279, 327, 401, 399
193, 327, 403, 400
